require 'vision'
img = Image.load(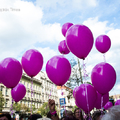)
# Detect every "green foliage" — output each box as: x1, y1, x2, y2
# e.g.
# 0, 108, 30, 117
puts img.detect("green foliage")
38, 102, 59, 117
38, 102, 49, 117
0, 91, 5, 112
12, 103, 30, 112
72, 105, 78, 113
